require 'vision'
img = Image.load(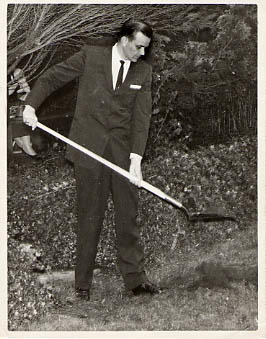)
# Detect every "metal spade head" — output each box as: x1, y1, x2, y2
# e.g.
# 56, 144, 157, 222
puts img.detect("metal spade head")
188, 212, 237, 222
